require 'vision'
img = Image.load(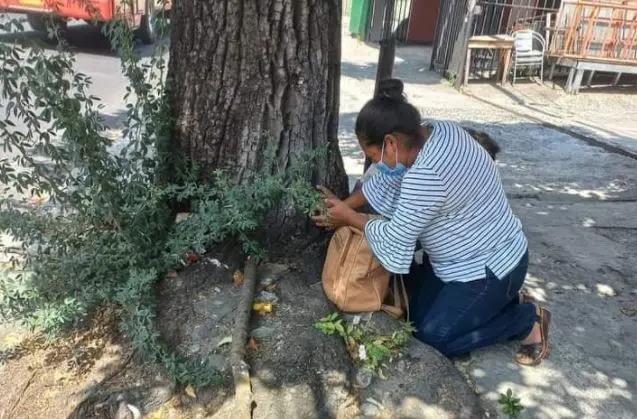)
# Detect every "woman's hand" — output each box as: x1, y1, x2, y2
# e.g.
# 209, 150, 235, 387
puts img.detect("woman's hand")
311, 186, 369, 231
316, 185, 337, 200
312, 195, 354, 230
